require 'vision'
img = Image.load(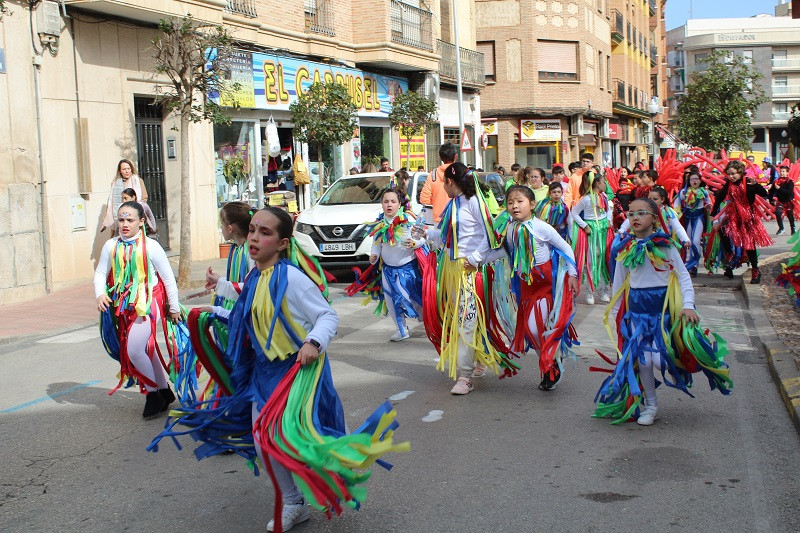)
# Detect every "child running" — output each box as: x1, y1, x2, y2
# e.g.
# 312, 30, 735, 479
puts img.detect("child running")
150, 207, 408, 532
676, 172, 712, 276
414, 162, 517, 395
504, 185, 579, 390
347, 188, 423, 342
534, 181, 572, 243
570, 171, 614, 304
593, 198, 732, 426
